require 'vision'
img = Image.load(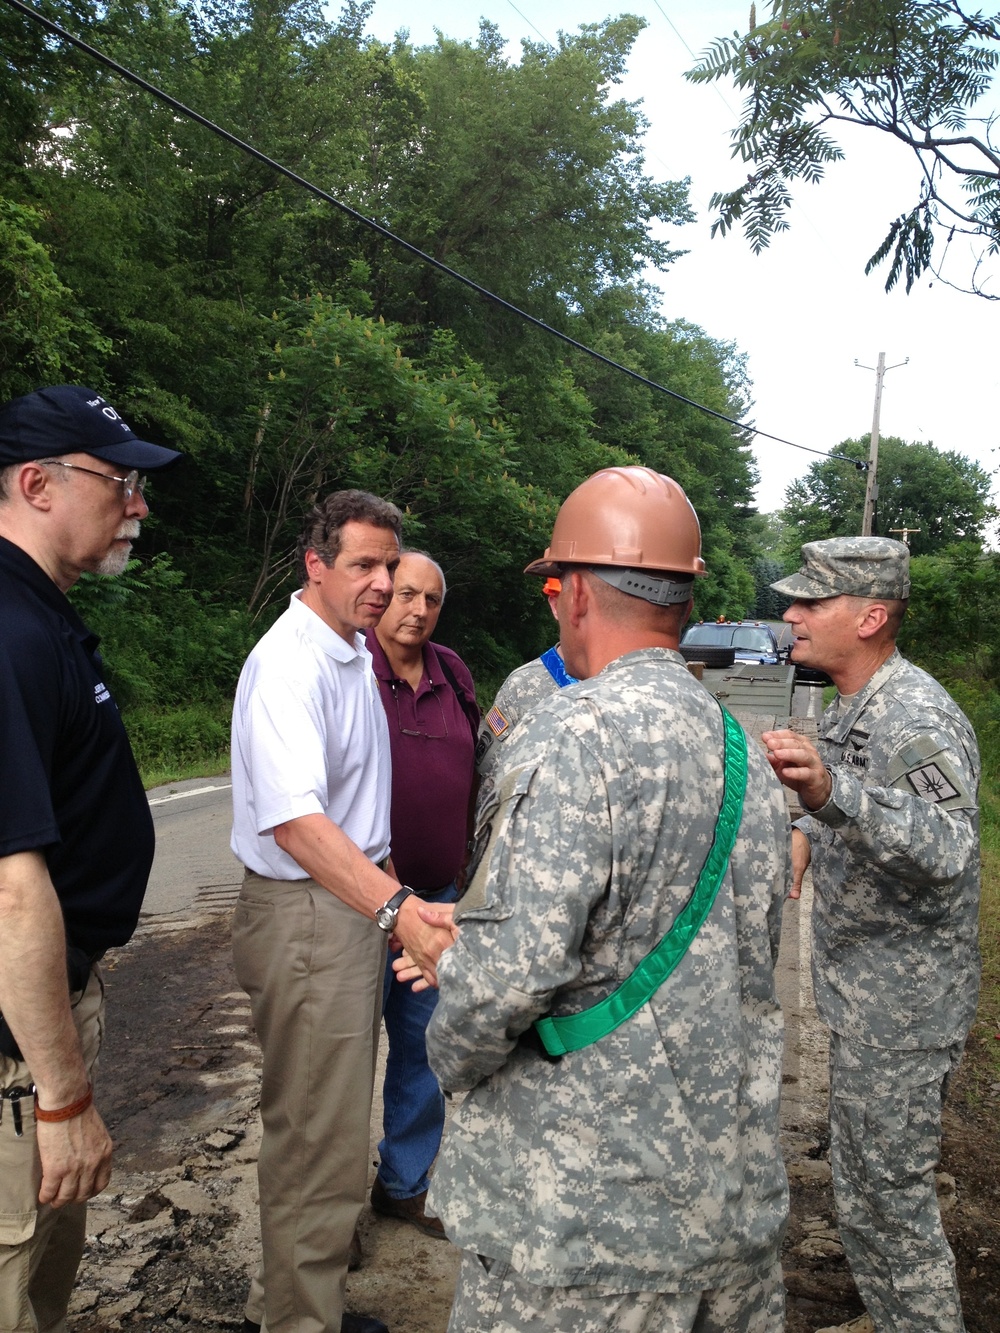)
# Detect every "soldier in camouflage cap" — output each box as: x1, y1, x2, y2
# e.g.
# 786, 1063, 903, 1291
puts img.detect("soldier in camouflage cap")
763, 536, 980, 1333
412, 467, 792, 1332
770, 536, 911, 602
